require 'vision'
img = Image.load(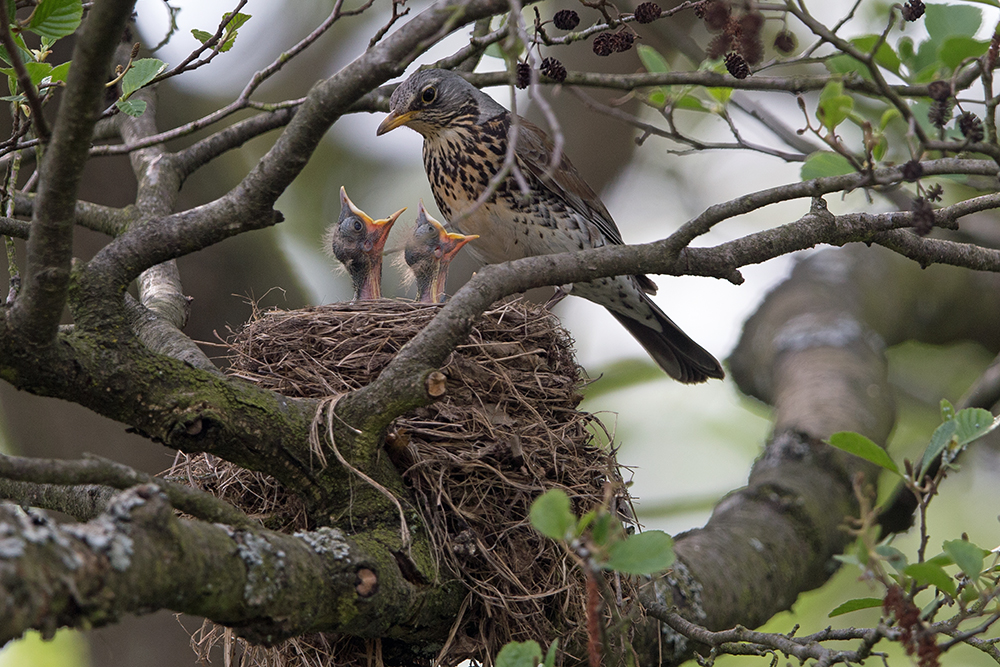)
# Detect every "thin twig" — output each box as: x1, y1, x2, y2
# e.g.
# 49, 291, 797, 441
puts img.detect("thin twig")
0, 17, 49, 141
